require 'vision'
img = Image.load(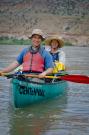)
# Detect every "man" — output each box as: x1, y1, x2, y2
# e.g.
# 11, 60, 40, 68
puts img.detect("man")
0, 29, 53, 78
